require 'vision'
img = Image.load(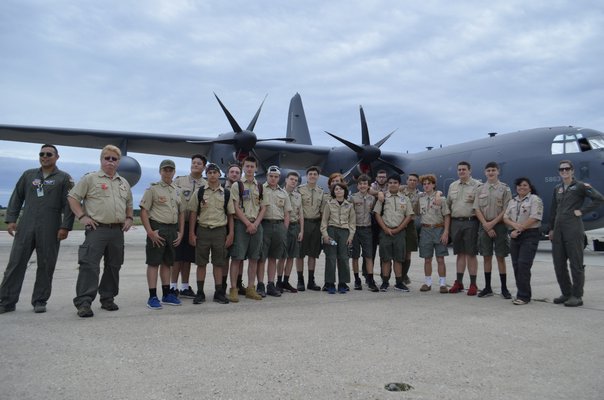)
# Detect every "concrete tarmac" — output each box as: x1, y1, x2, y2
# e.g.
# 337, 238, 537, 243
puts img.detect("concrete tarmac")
0, 228, 603, 400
